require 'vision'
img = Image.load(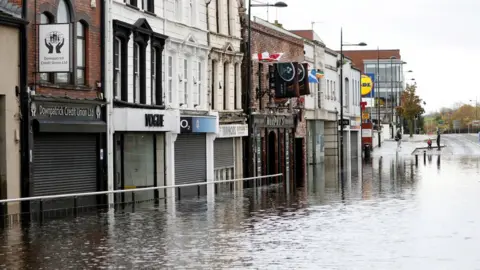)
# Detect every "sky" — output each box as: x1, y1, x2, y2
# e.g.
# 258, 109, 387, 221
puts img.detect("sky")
250, 0, 480, 113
